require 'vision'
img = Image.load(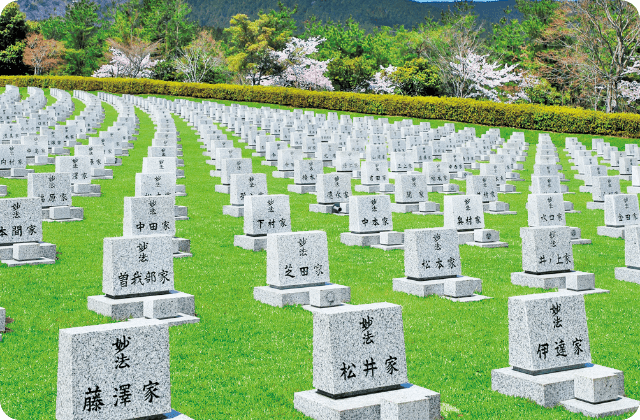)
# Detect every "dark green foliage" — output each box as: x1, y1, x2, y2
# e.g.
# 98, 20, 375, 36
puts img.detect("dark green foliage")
0, 3, 29, 75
